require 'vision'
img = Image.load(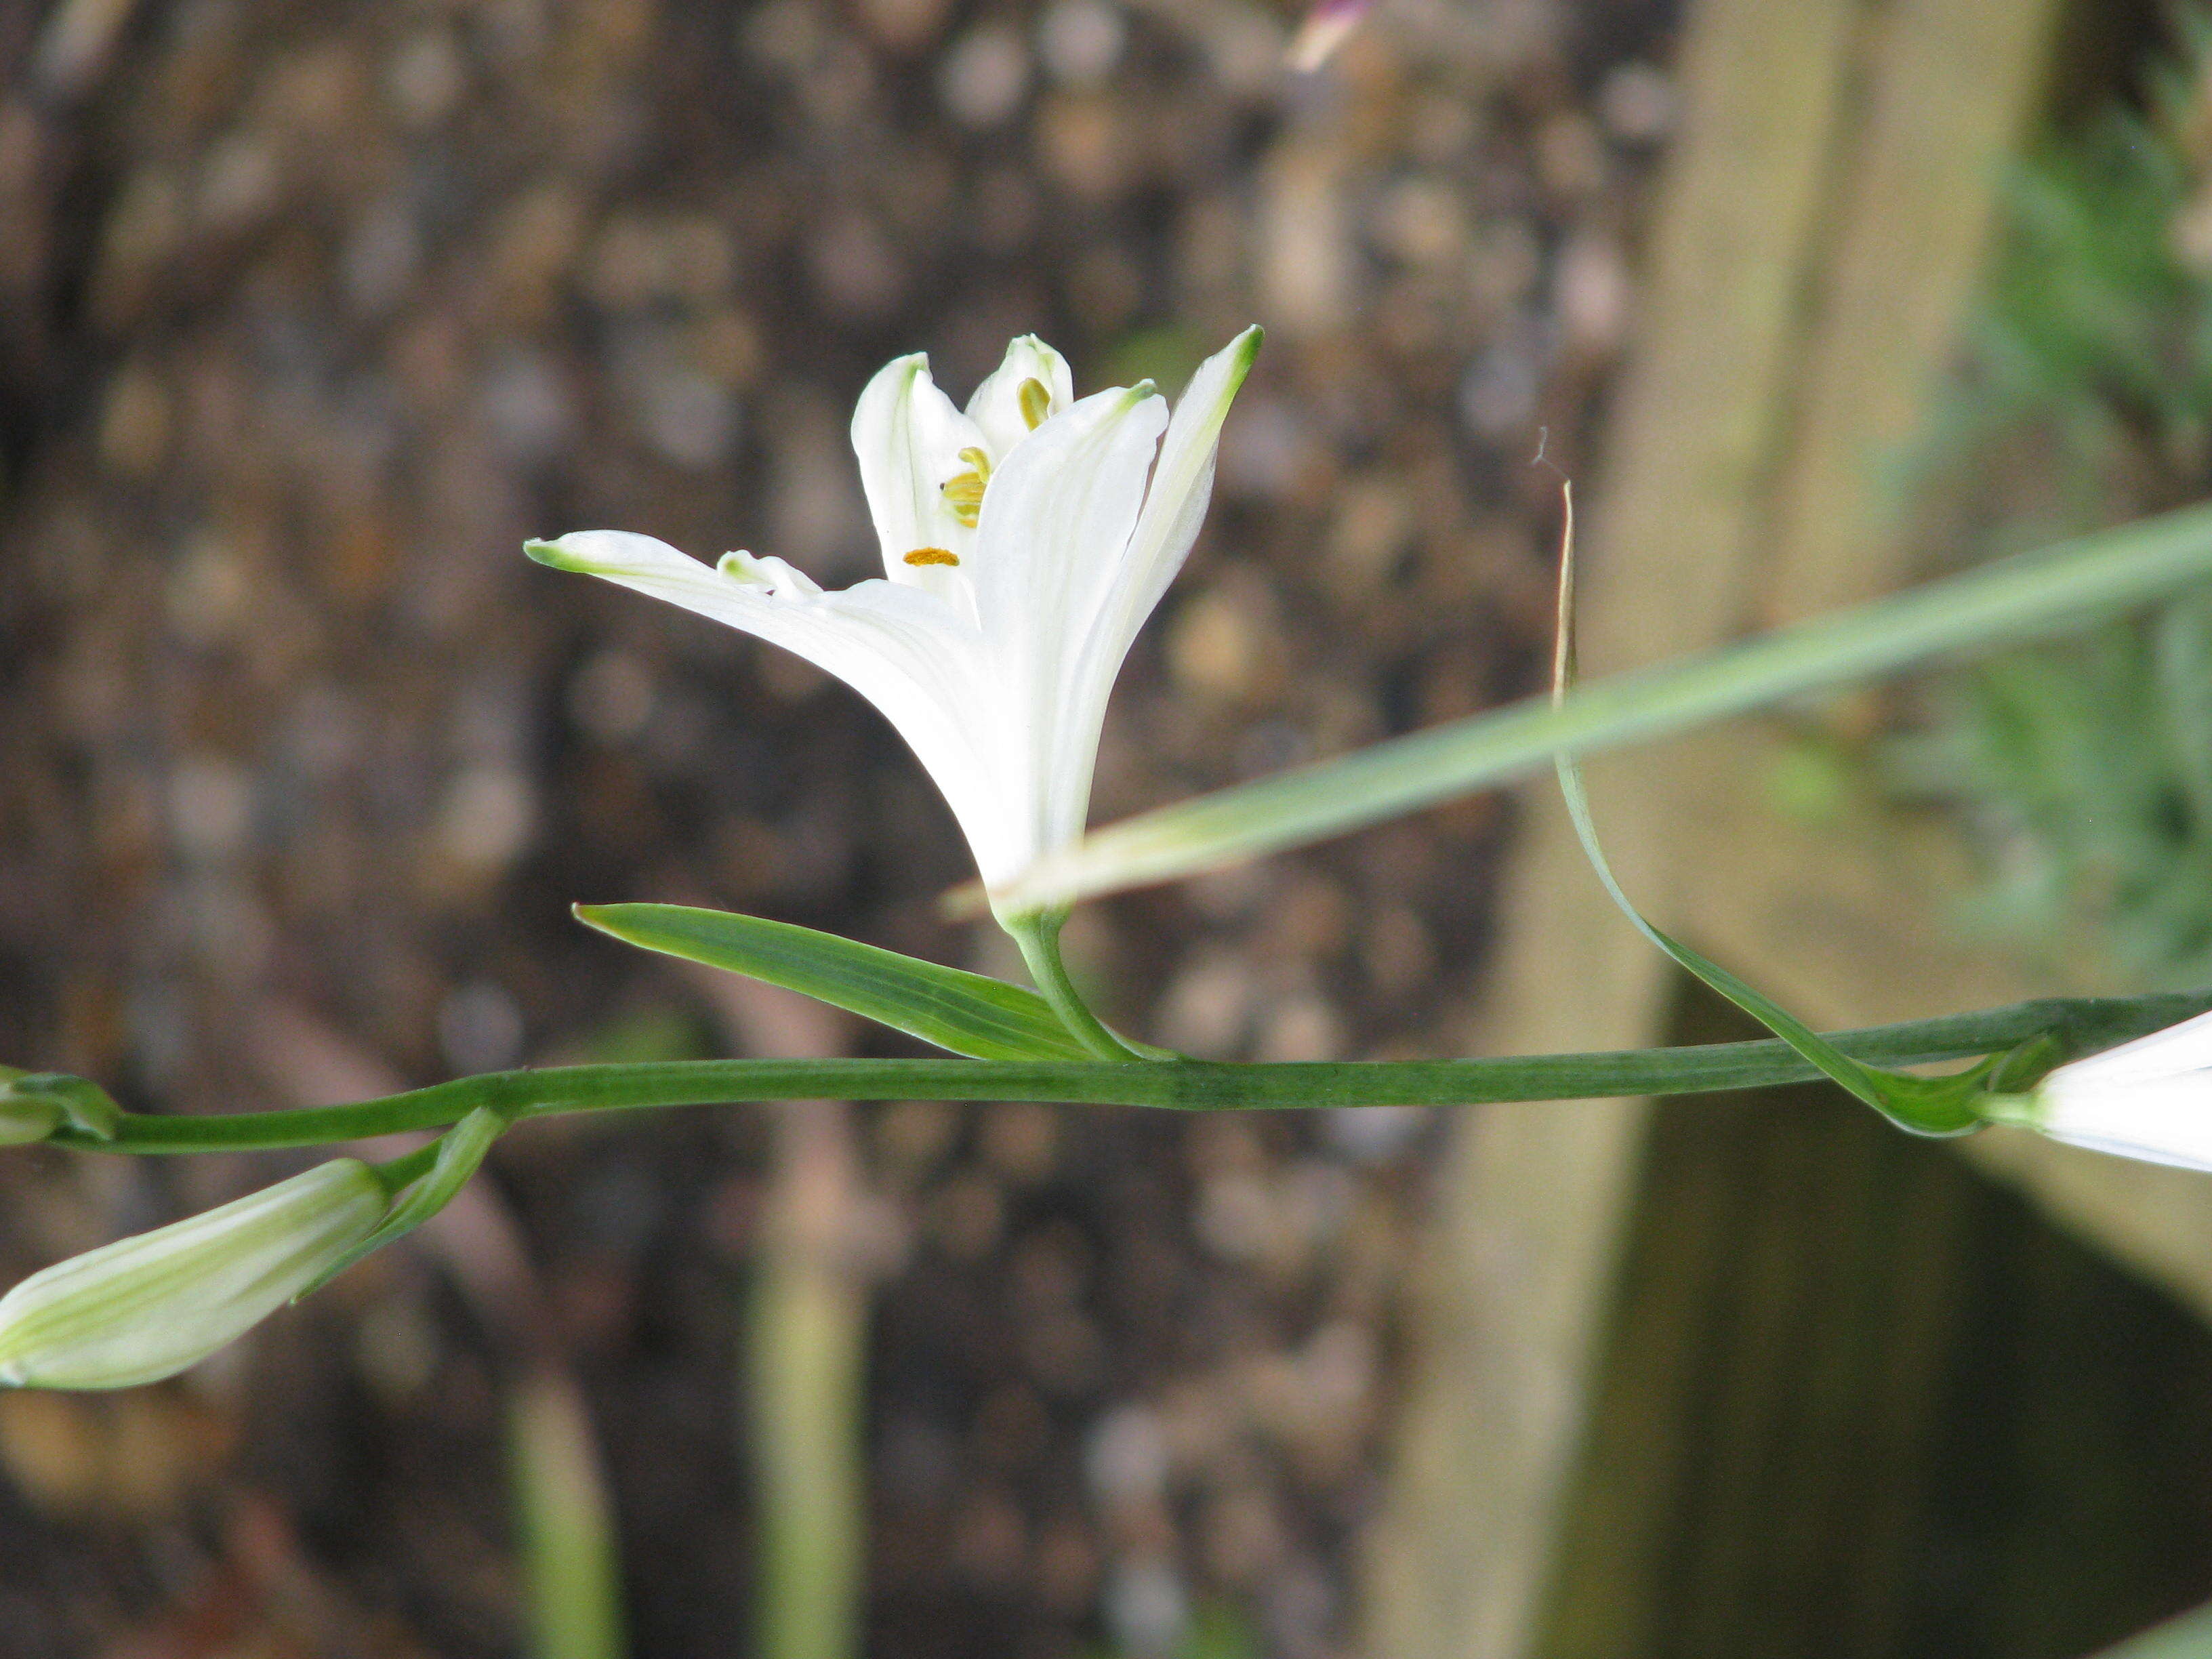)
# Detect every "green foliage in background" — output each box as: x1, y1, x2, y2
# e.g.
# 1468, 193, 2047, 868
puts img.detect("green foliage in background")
1895, 7, 2212, 987
1086, 1602, 1261, 1659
